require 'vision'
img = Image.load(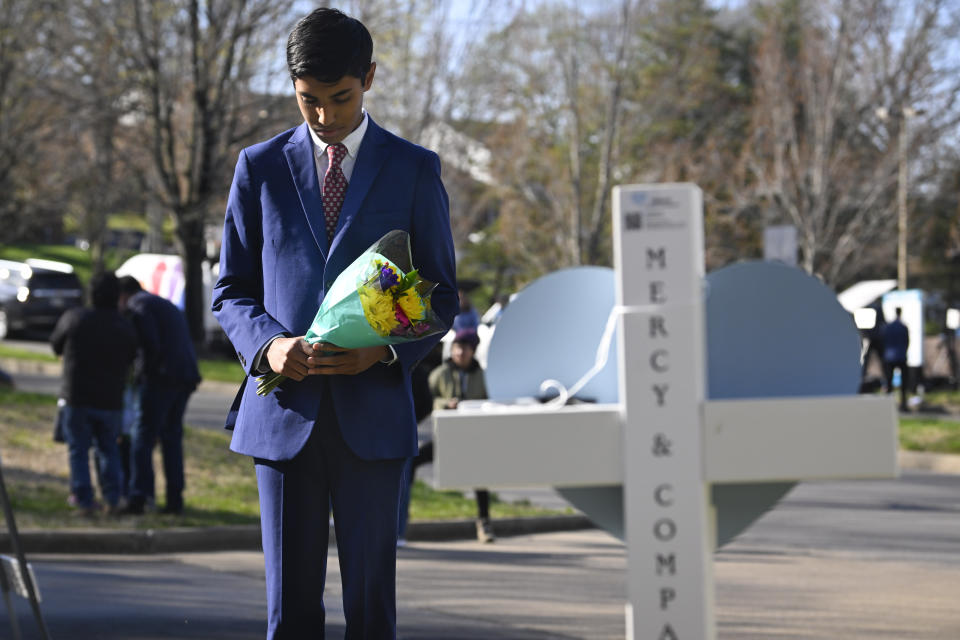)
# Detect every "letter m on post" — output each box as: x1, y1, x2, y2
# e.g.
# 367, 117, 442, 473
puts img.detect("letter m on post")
647, 247, 666, 269
656, 553, 677, 576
